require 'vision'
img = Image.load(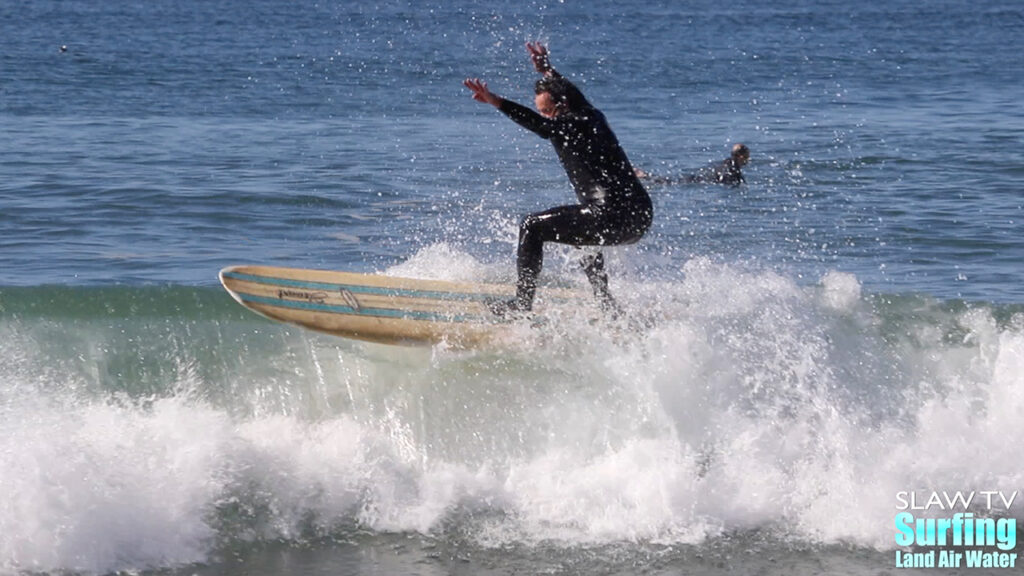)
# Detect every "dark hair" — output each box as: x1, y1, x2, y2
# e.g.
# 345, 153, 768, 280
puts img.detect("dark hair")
534, 76, 592, 114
